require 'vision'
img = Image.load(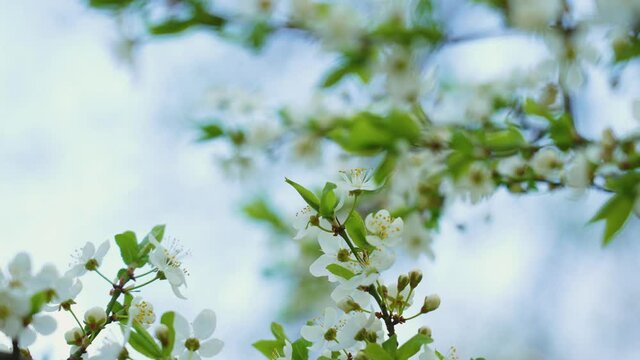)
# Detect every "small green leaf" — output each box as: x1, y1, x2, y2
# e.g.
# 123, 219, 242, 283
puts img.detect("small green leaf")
160, 311, 176, 355
129, 322, 163, 358
345, 211, 374, 251
382, 334, 398, 356
397, 334, 432, 360
270, 322, 287, 341
484, 127, 525, 151
198, 123, 224, 141
319, 182, 338, 218
285, 178, 320, 211
252, 339, 283, 358
589, 194, 634, 245
363, 342, 394, 360
291, 338, 311, 360
326, 264, 356, 280
115, 231, 140, 266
